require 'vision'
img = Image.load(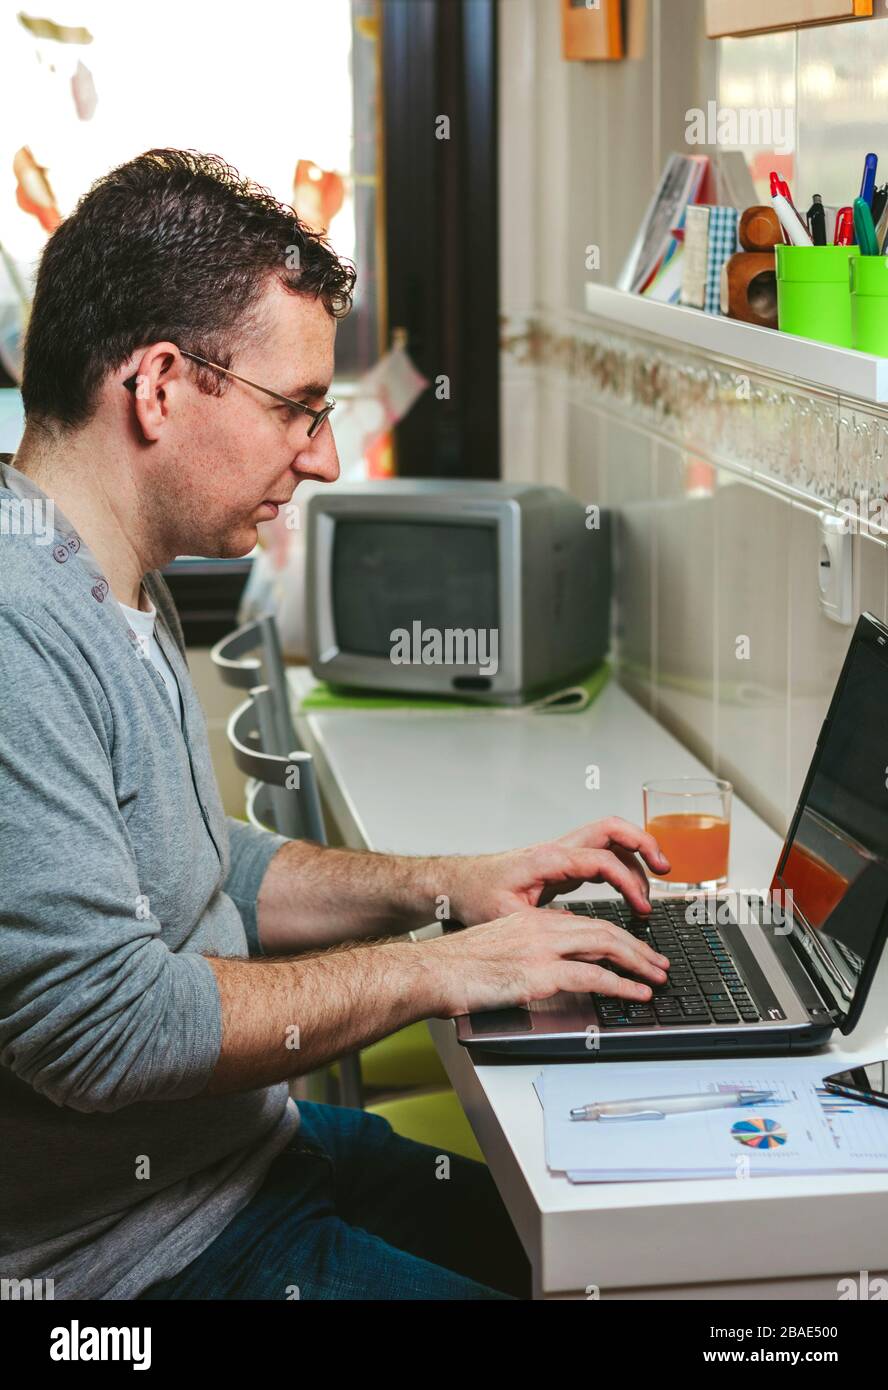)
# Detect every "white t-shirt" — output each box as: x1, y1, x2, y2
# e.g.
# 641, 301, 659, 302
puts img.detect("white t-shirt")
120, 589, 183, 727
